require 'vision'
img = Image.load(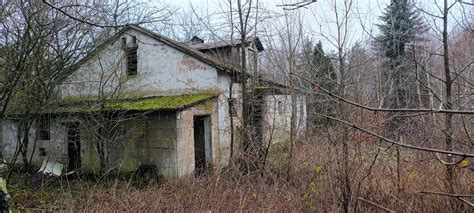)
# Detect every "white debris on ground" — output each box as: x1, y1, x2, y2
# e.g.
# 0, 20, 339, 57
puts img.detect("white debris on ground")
38, 159, 63, 176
